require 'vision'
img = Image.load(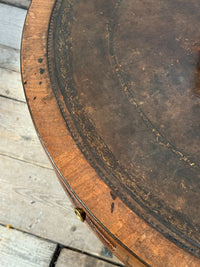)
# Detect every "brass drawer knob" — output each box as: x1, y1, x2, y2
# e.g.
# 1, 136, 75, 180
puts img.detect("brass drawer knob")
74, 208, 86, 222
